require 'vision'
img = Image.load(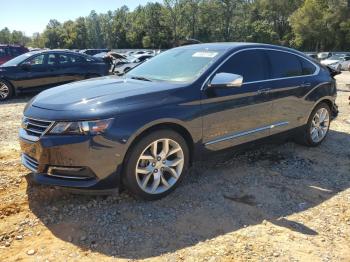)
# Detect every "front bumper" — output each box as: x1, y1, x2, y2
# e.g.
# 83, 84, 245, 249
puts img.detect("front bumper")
19, 128, 125, 191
